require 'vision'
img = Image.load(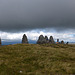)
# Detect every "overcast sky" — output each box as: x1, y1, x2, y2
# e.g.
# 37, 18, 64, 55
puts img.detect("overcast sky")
0, 0, 75, 42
